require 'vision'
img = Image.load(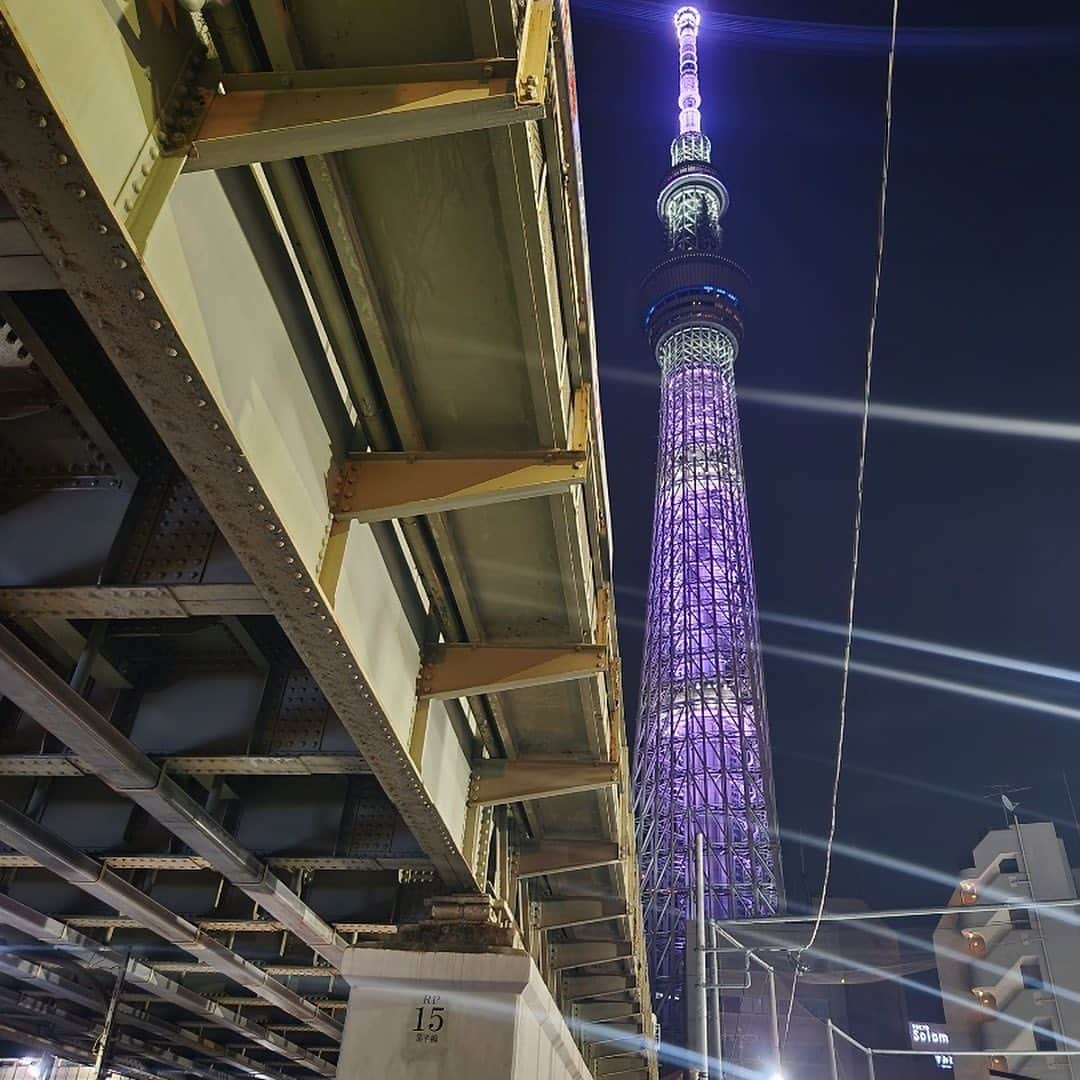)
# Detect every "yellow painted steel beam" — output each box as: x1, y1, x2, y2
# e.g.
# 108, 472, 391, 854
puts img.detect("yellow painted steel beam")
0, 585, 270, 619
469, 758, 617, 806
515, 838, 620, 878
418, 643, 607, 700
330, 449, 587, 522
549, 941, 634, 972
183, 67, 543, 173
516, 0, 554, 105
534, 896, 628, 930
